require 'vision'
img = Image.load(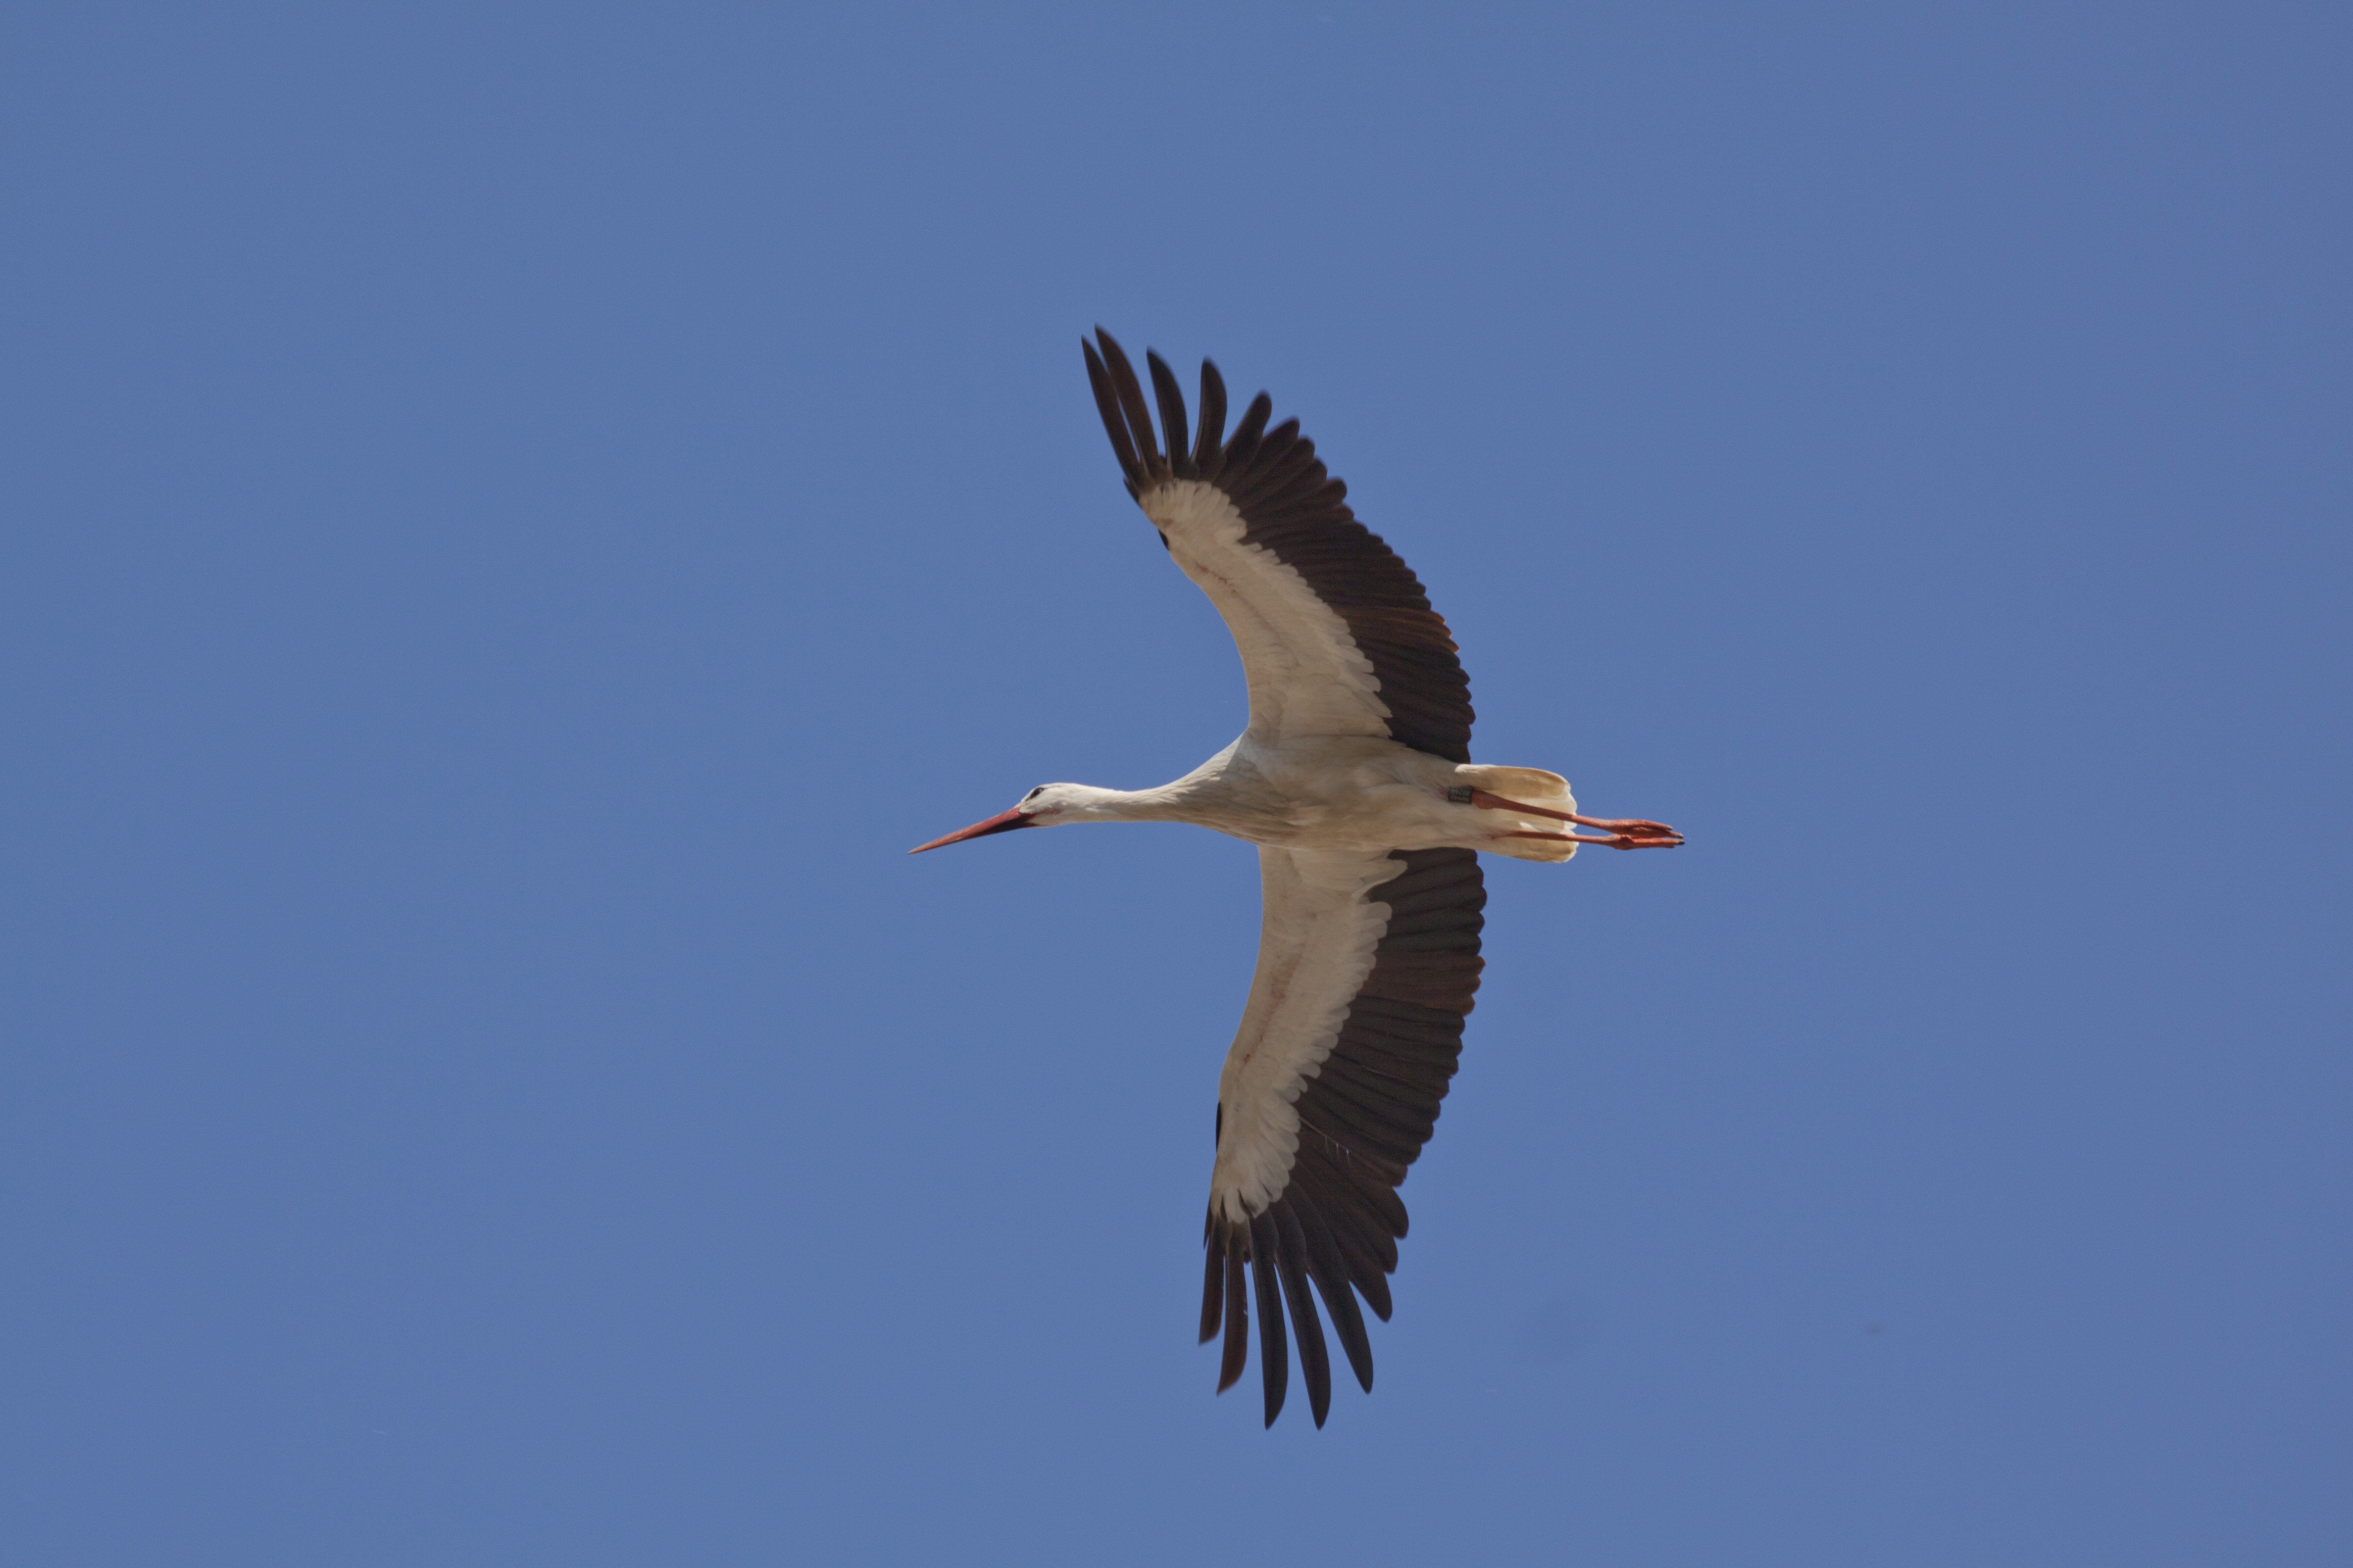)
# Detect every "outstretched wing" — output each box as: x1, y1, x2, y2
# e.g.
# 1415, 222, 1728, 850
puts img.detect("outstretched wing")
1199, 845, 1486, 1427
1082, 329, 1475, 762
